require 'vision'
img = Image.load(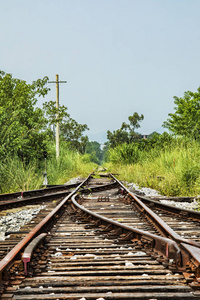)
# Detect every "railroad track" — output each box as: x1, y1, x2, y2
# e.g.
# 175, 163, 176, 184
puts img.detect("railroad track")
1, 173, 200, 299
0, 182, 83, 262
133, 193, 200, 244
0, 181, 81, 210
